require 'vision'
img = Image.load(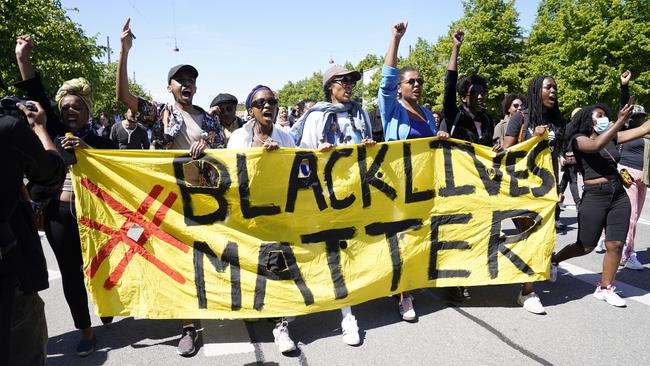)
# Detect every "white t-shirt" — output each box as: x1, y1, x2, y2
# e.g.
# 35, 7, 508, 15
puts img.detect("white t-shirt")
174, 109, 204, 149
227, 119, 296, 149
299, 110, 370, 149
